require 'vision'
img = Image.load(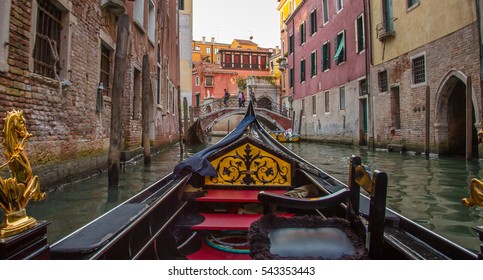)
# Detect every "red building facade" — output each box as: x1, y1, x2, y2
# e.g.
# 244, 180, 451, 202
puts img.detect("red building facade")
286, 0, 368, 144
